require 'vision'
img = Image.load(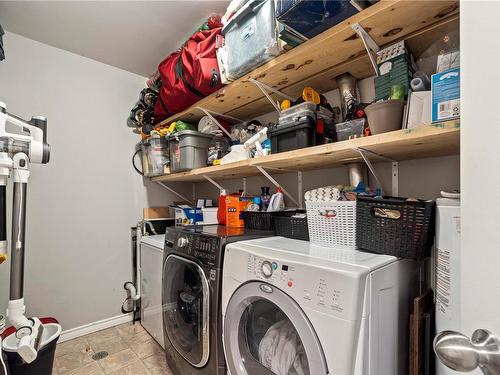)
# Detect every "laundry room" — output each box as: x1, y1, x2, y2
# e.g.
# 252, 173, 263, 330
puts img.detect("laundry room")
0, 1, 497, 375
